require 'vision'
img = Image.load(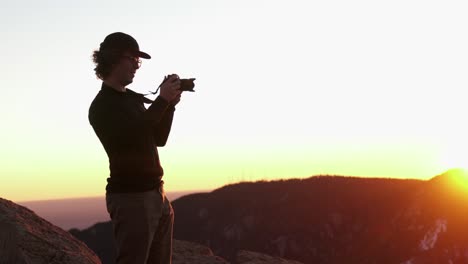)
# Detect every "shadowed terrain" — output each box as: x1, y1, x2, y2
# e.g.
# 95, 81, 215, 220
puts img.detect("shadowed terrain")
70, 170, 468, 264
